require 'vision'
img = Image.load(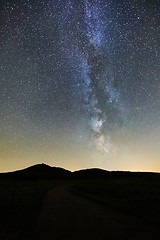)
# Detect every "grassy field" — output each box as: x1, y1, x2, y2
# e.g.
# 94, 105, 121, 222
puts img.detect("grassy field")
70, 177, 160, 225
0, 175, 160, 239
0, 180, 62, 239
